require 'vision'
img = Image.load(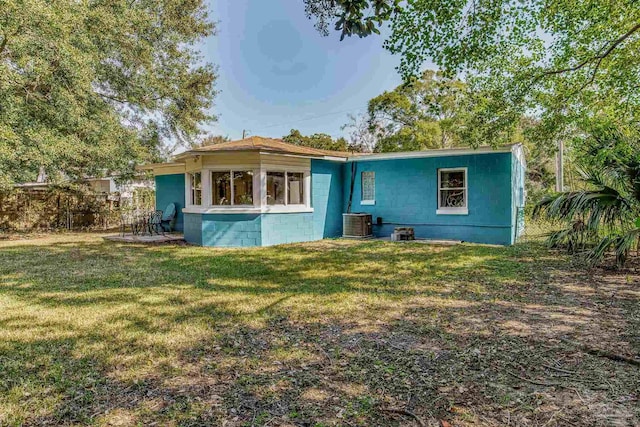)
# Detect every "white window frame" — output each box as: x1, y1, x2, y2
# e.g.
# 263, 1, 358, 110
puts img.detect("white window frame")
437, 167, 468, 215
183, 166, 312, 214
360, 171, 375, 205
185, 172, 202, 207
263, 170, 311, 209
210, 169, 255, 207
